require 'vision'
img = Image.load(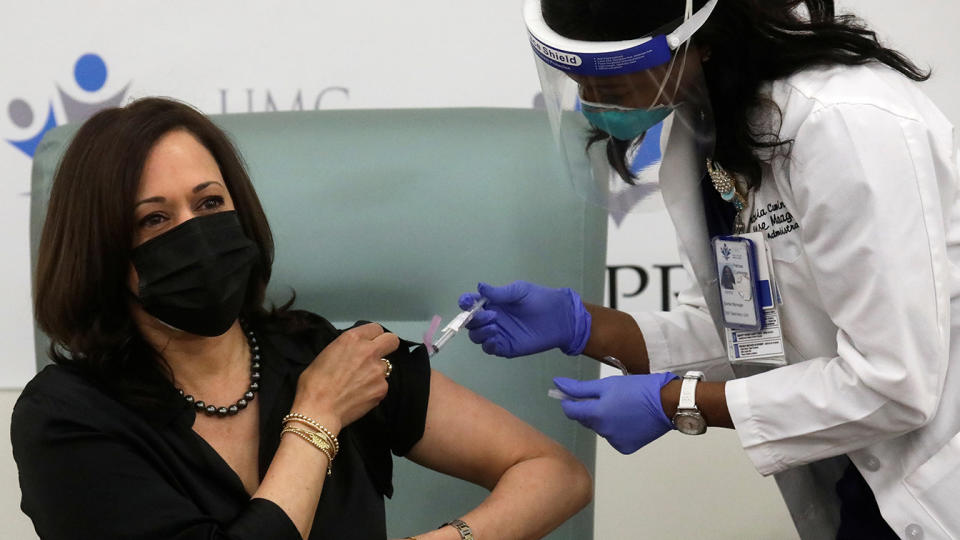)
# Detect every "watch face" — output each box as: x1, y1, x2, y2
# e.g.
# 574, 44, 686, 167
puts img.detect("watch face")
674, 411, 707, 435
